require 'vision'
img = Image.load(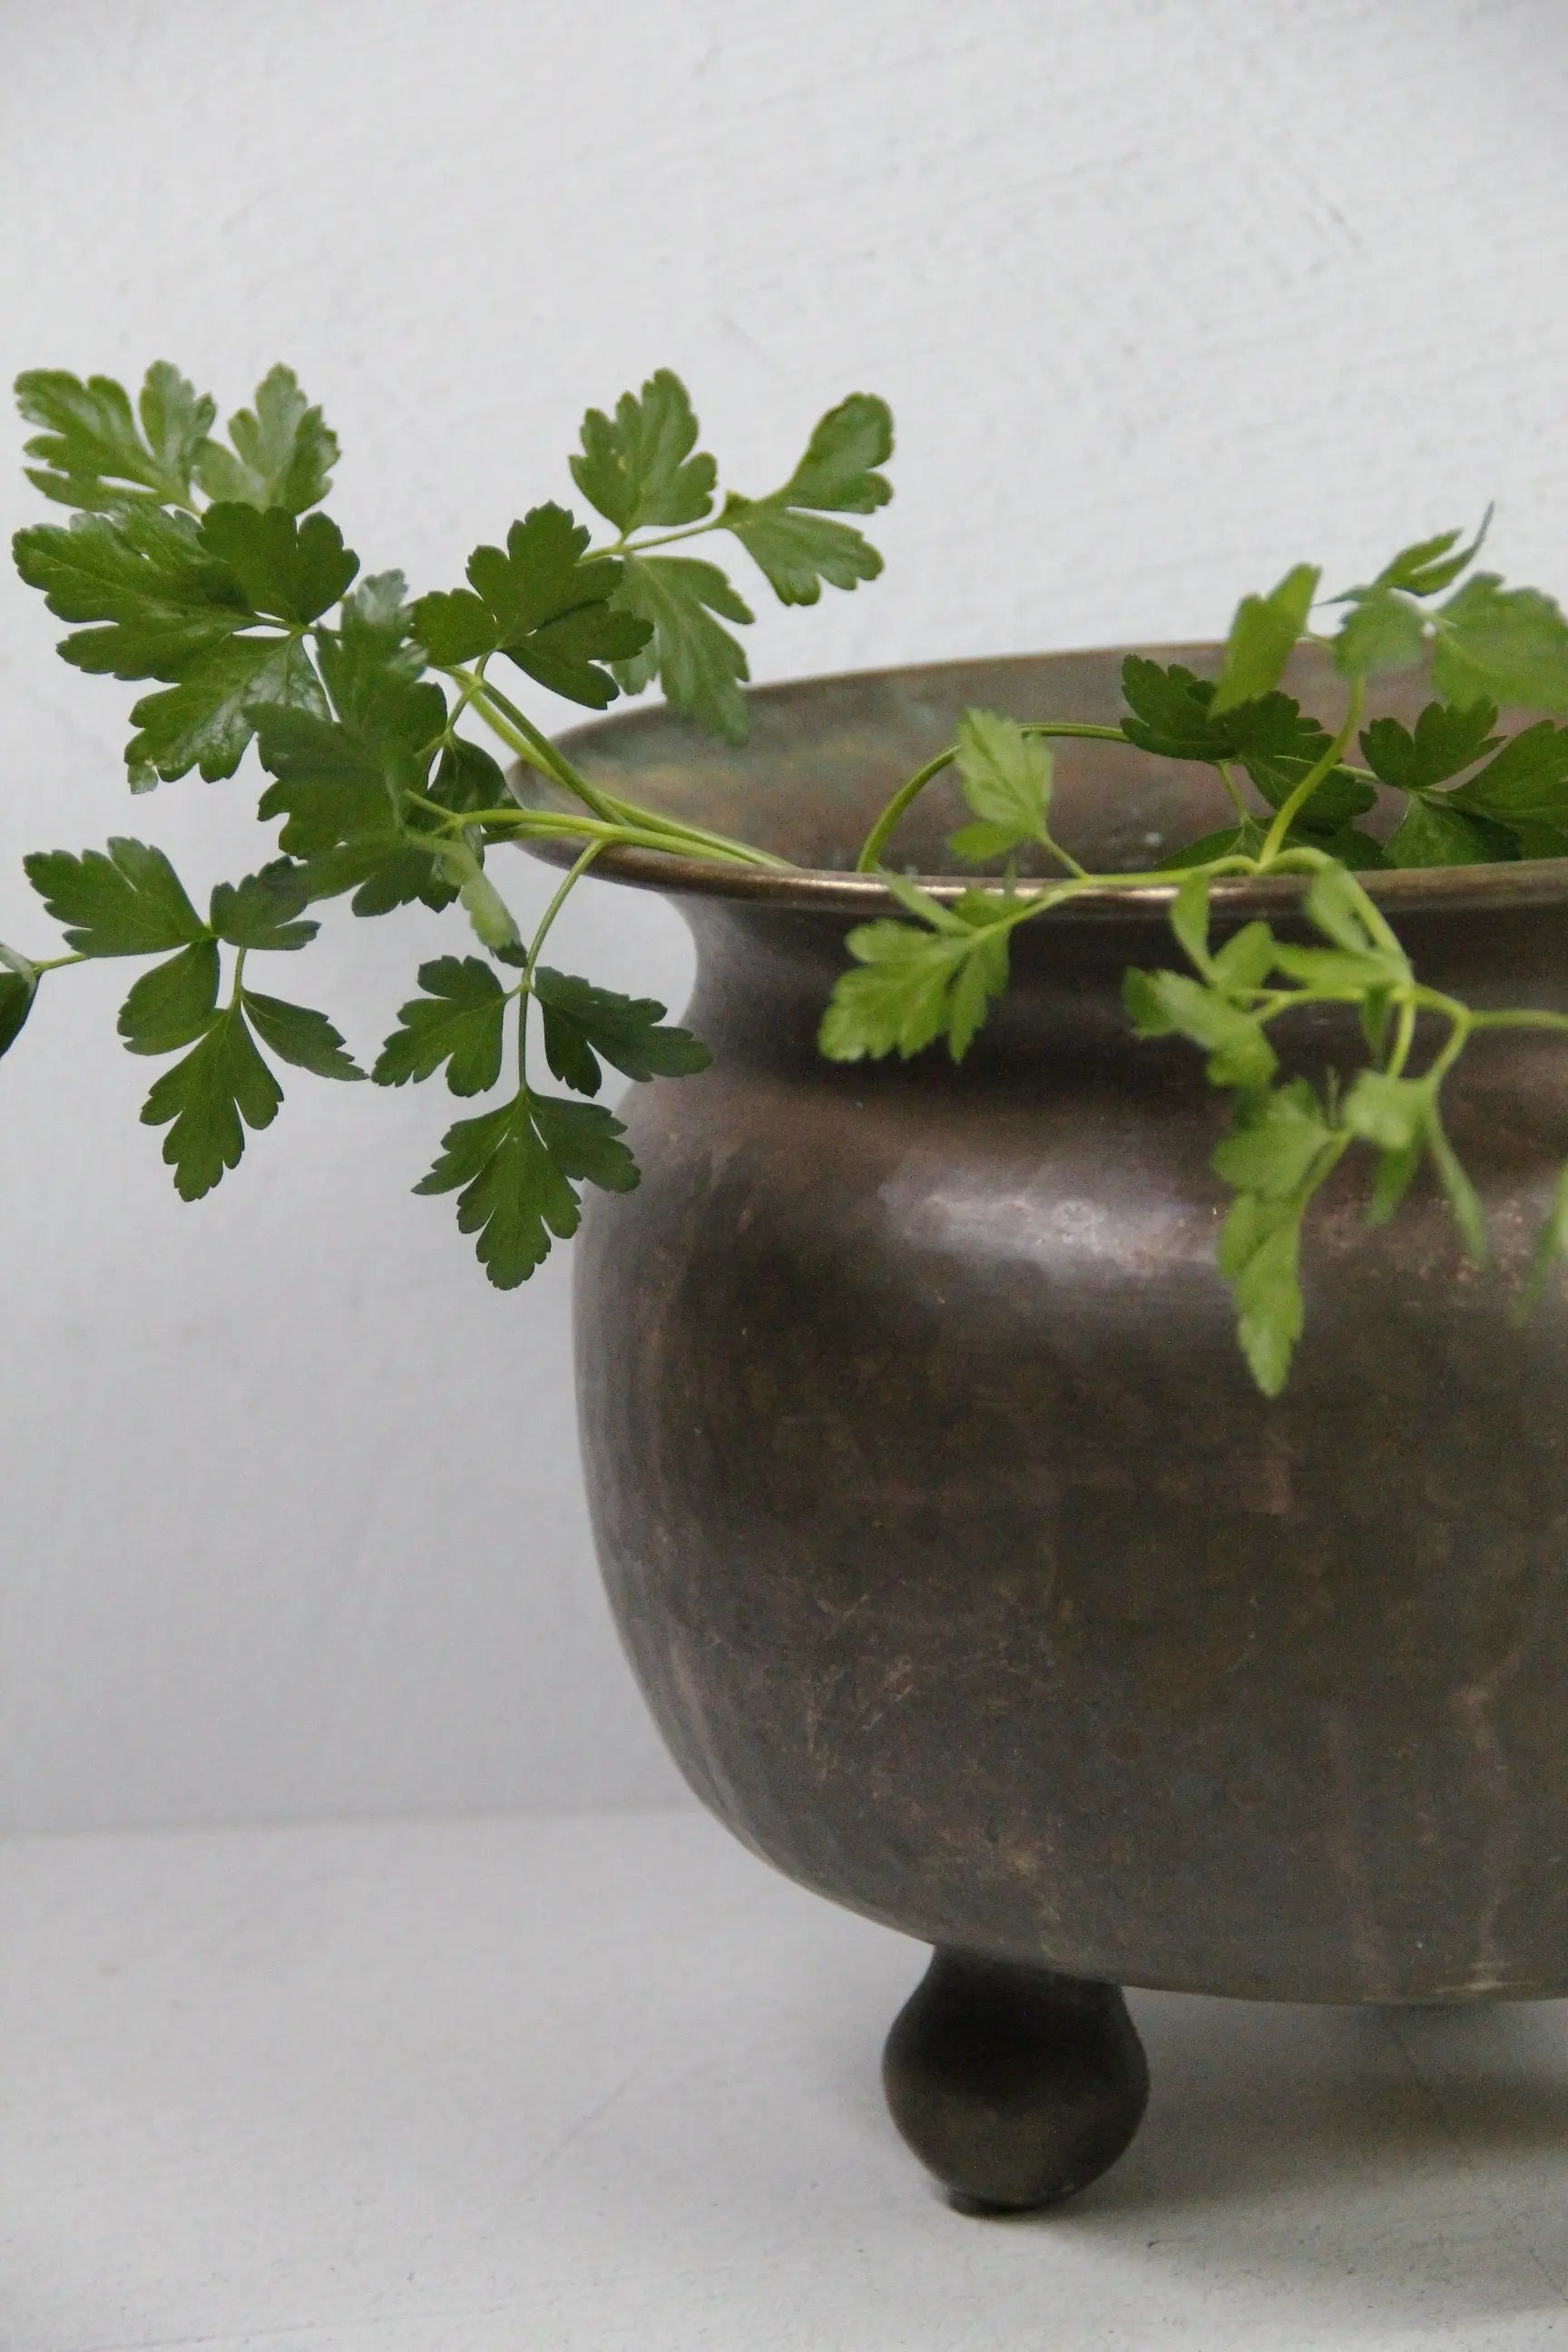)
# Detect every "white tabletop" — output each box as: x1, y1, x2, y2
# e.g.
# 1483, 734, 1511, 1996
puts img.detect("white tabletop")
6, 1808, 1568, 2351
